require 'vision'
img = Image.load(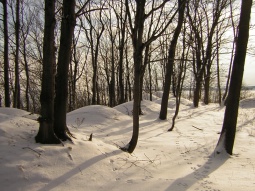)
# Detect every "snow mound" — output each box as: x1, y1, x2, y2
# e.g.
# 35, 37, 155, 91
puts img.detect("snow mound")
114, 99, 161, 116
1, 97, 255, 191
239, 97, 255, 108
67, 105, 131, 127
0, 107, 30, 117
